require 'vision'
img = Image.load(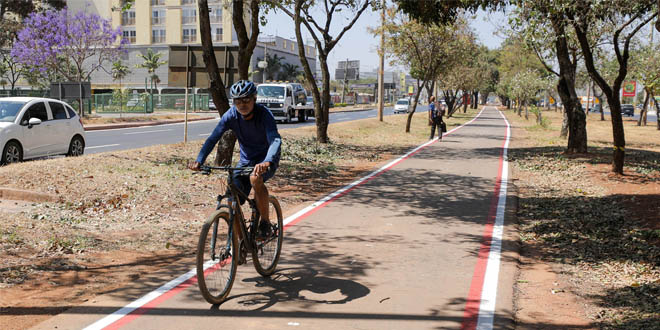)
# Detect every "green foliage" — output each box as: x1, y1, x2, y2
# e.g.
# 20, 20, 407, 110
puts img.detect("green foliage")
392, 0, 506, 26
